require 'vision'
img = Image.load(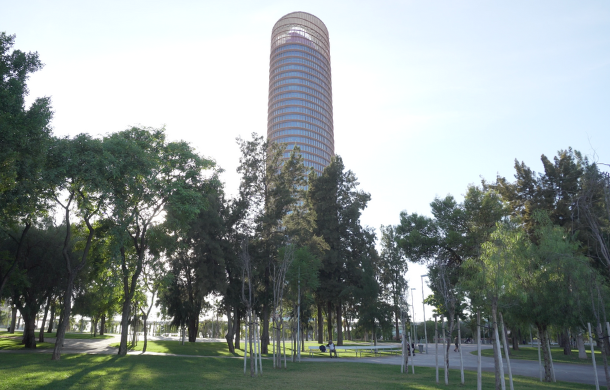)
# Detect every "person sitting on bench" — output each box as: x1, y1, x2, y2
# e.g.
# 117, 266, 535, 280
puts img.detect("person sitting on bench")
327, 340, 337, 358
